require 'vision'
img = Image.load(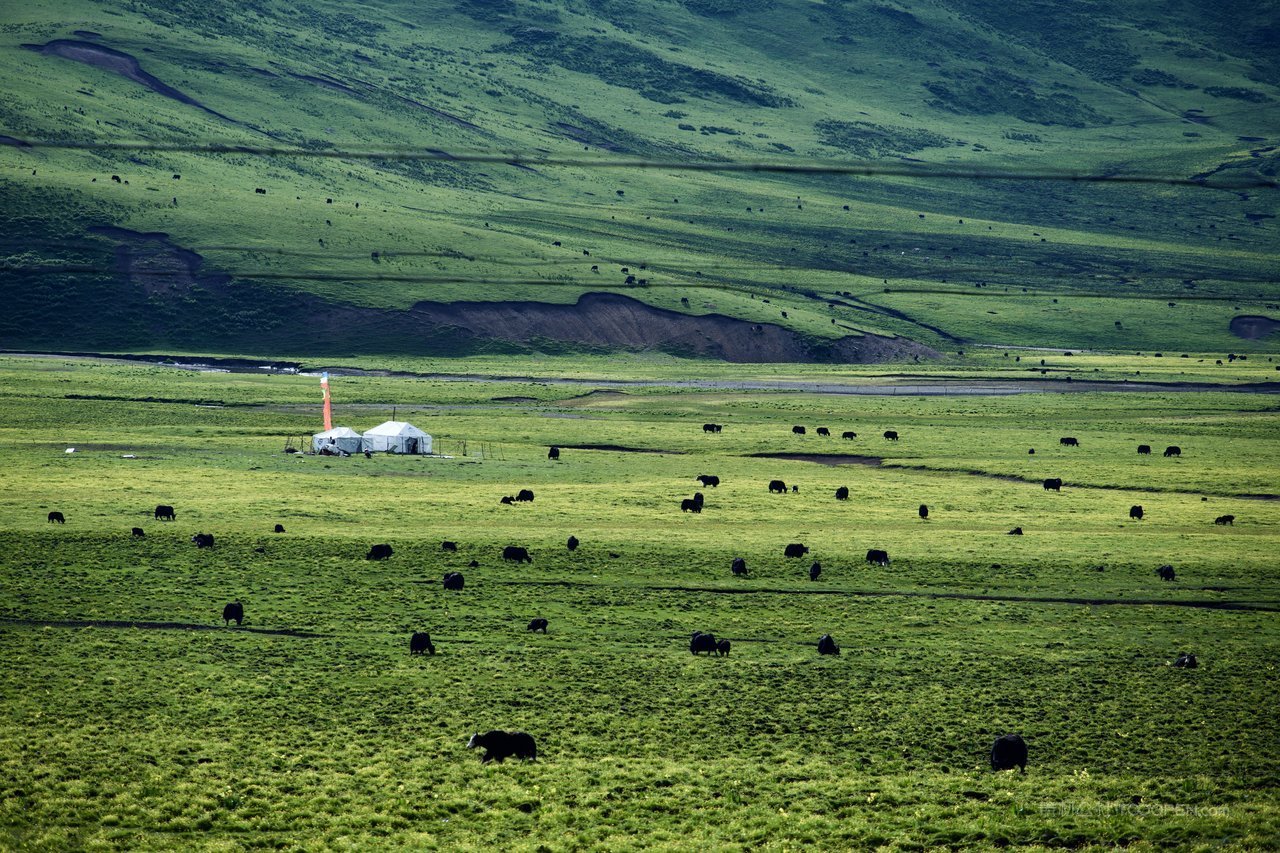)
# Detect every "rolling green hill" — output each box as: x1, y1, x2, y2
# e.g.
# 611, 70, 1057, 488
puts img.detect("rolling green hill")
1, 0, 1278, 359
